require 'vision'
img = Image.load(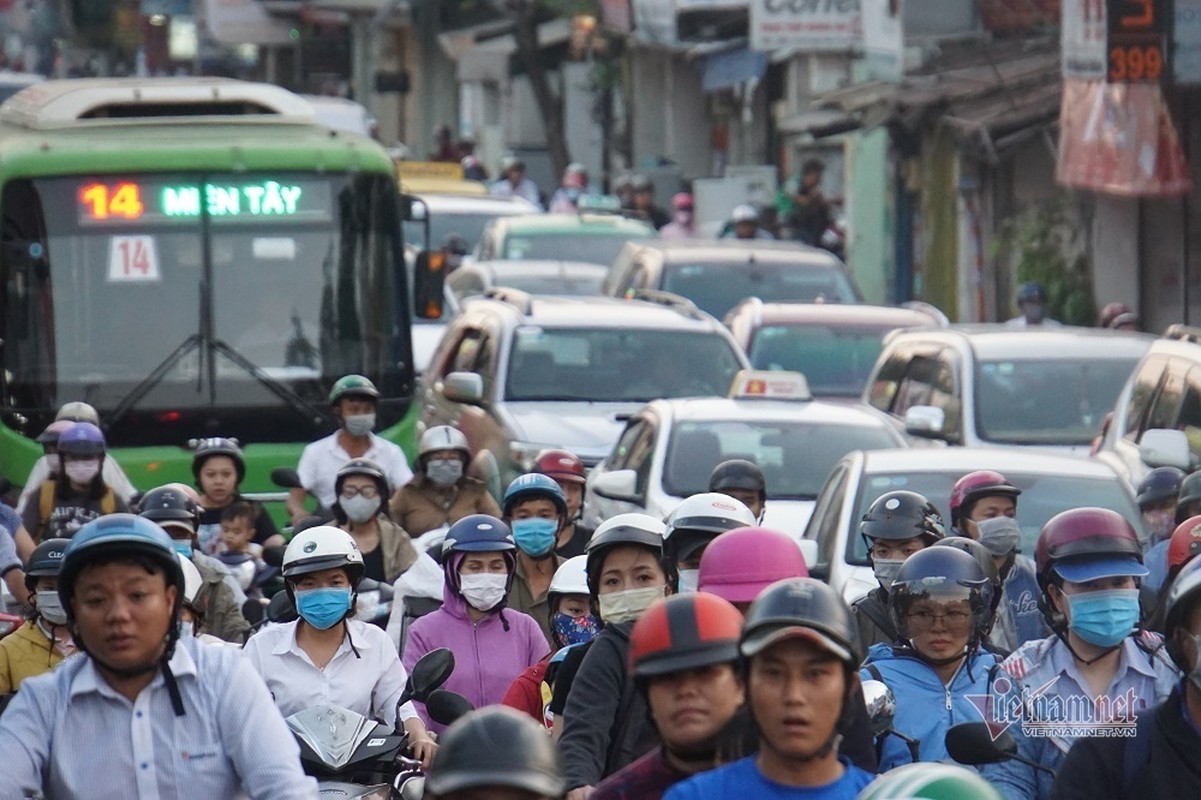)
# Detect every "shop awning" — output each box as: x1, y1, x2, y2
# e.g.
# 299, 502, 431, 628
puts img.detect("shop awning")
702, 46, 767, 92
